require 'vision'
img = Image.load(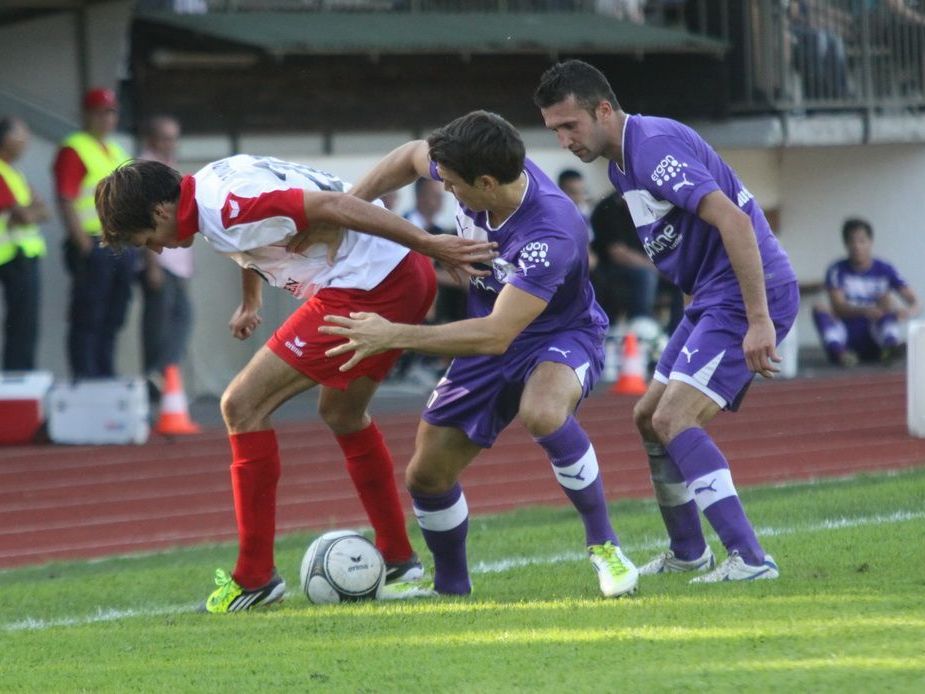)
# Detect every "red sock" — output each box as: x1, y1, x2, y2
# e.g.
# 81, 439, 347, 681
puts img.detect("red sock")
336, 422, 413, 564
229, 430, 281, 589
